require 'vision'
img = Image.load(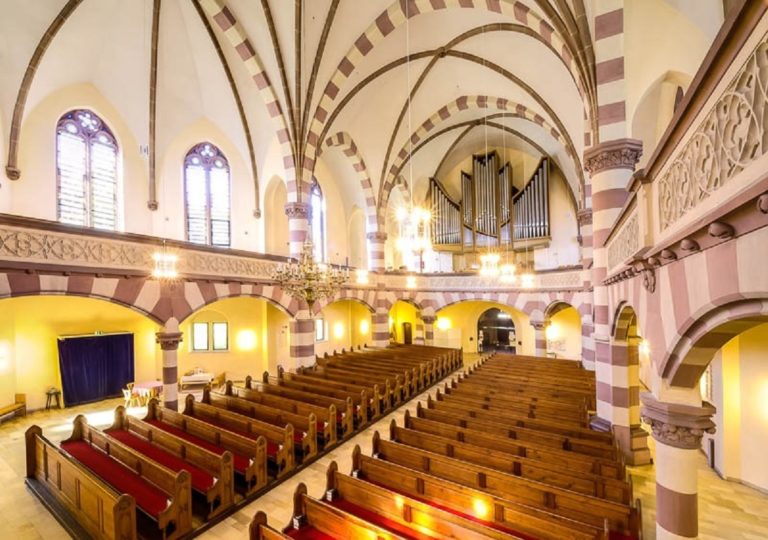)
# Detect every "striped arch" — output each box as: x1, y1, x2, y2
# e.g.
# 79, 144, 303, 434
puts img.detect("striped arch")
199, 0, 298, 201
175, 282, 299, 323
378, 95, 581, 220
0, 272, 298, 326
320, 132, 379, 232
662, 297, 768, 388
612, 302, 638, 341
304, 0, 585, 200
312, 288, 378, 315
